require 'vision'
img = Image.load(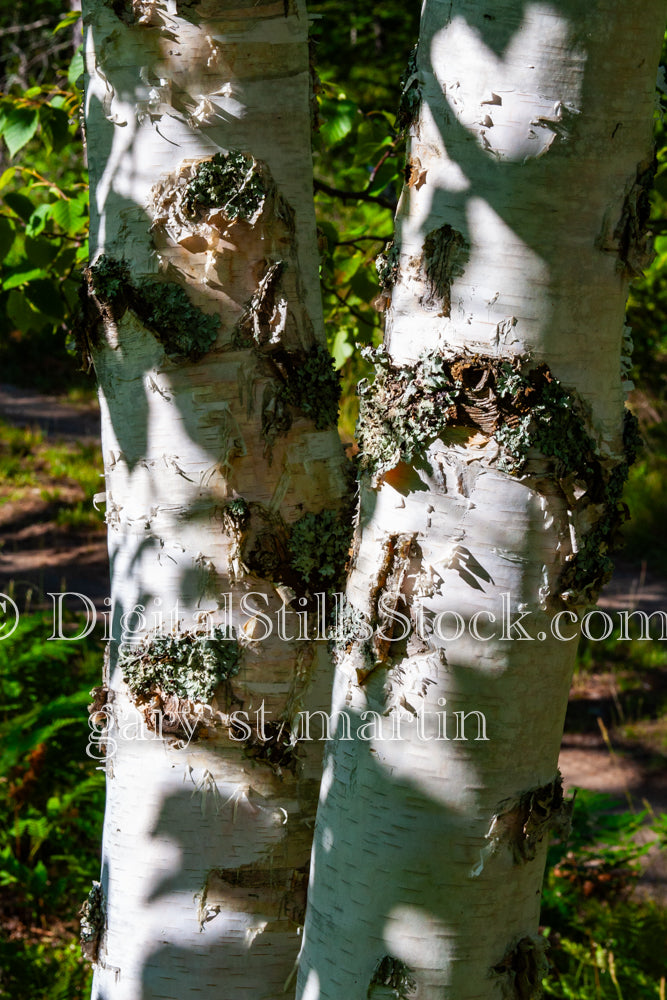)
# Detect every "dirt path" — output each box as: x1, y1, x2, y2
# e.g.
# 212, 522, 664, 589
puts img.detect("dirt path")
0, 383, 109, 609
0, 382, 101, 440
